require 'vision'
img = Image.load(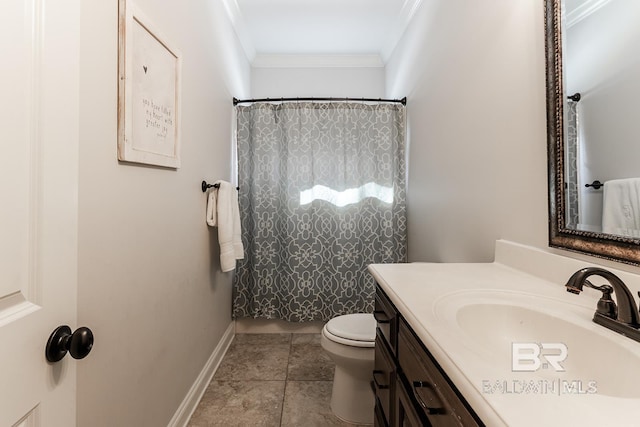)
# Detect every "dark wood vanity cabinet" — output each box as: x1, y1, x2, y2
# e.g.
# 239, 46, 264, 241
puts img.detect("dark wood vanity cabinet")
396, 377, 426, 427
373, 285, 484, 427
373, 286, 398, 426
374, 289, 397, 355
374, 333, 395, 426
